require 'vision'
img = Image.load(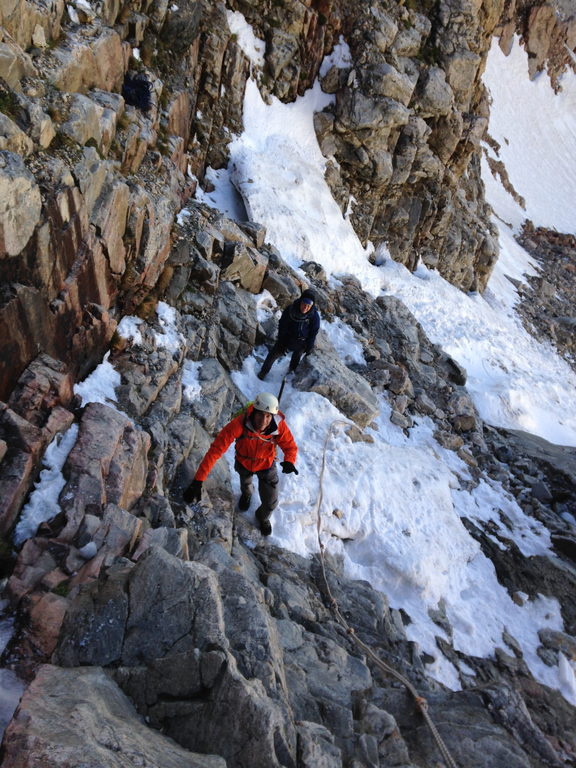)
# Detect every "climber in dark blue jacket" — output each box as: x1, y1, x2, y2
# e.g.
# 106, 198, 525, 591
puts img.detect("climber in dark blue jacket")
258, 289, 320, 380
